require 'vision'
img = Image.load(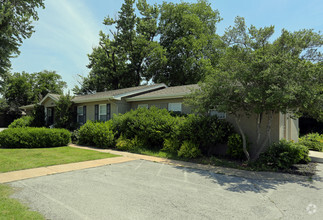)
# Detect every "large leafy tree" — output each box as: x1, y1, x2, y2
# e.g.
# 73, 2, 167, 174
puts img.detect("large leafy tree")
0, 0, 44, 92
151, 0, 222, 86
74, 0, 162, 94
3, 70, 66, 115
188, 17, 323, 161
